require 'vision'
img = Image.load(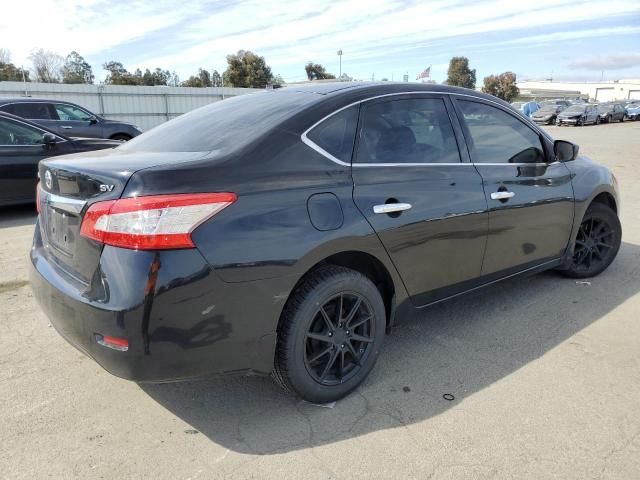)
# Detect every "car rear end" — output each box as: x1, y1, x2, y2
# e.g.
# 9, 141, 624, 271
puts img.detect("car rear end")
30, 91, 320, 382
